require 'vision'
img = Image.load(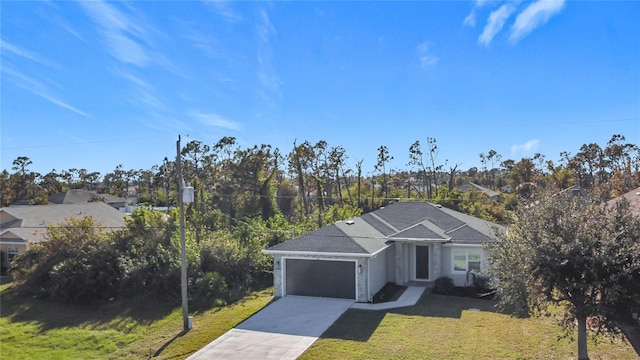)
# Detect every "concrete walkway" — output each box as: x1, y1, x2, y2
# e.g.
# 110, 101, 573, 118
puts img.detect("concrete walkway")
350, 286, 425, 310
